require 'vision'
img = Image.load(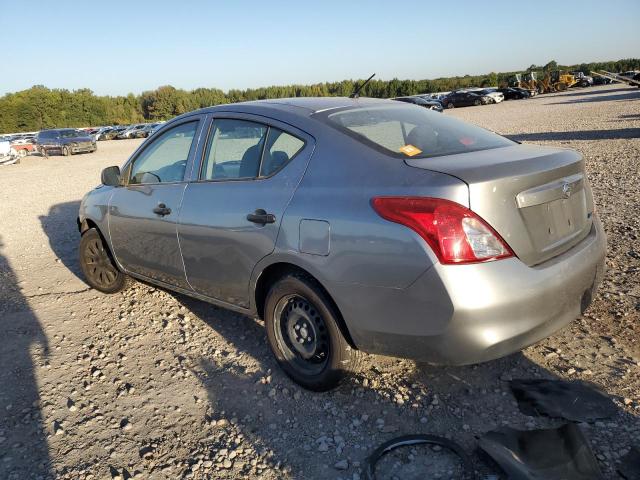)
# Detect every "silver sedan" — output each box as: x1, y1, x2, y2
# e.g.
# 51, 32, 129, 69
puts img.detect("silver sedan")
77, 97, 606, 390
